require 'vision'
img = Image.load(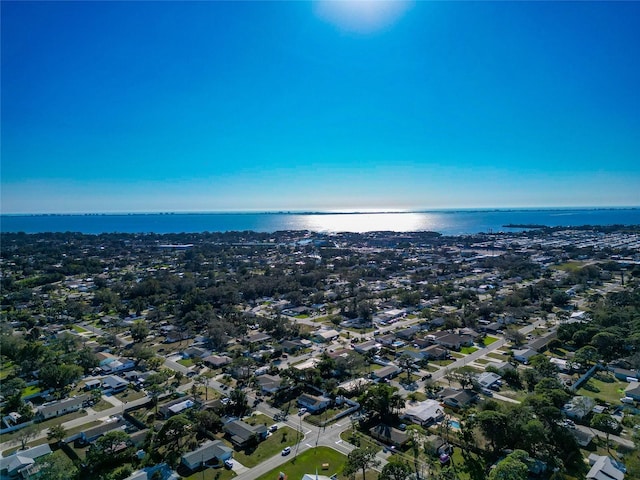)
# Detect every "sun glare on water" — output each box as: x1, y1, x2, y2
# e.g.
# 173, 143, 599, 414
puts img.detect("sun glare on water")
300, 212, 432, 233
314, 0, 413, 33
